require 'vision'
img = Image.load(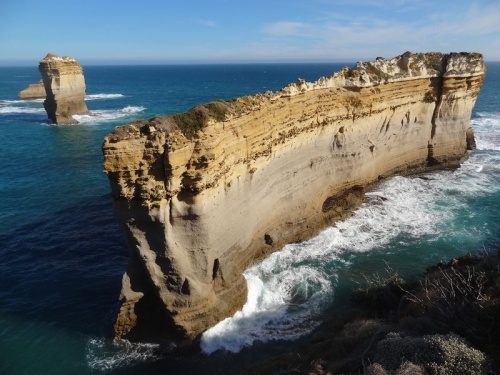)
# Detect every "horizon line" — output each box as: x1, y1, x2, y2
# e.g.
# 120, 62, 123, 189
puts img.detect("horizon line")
2, 56, 499, 68
0, 58, 360, 68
